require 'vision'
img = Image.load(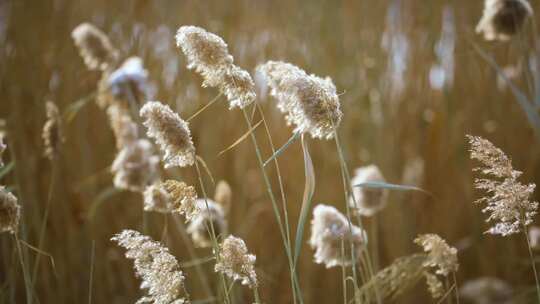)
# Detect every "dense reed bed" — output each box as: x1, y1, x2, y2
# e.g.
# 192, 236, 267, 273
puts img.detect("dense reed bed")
2, 0, 540, 303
